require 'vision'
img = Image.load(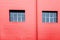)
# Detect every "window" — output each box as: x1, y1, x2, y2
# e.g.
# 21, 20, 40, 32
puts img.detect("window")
42, 11, 58, 23
9, 10, 25, 22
